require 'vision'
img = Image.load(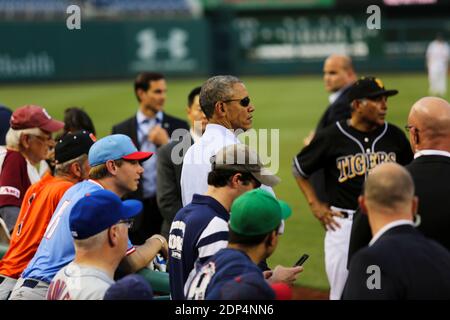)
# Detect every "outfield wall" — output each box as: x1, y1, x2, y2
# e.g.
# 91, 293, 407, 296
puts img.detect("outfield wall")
0, 12, 448, 82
